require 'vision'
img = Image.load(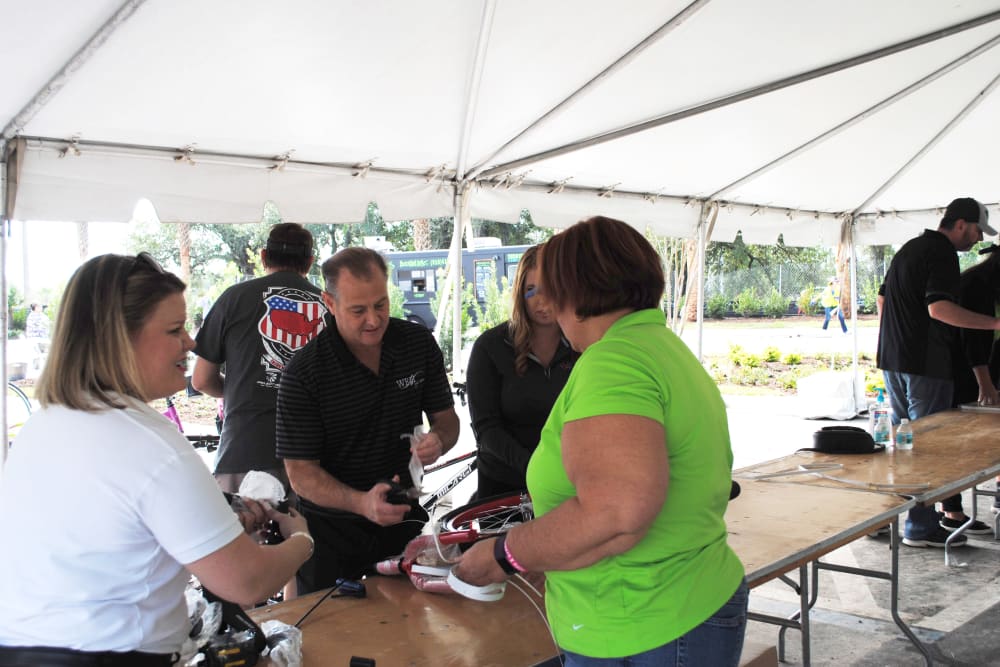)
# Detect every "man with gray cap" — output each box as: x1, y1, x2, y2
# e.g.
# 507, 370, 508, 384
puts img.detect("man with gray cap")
193, 223, 327, 494
877, 197, 1000, 547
